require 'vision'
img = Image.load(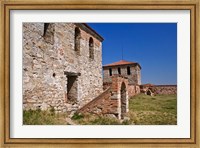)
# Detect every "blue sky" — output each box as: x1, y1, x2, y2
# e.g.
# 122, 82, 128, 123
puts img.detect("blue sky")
88, 23, 177, 85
